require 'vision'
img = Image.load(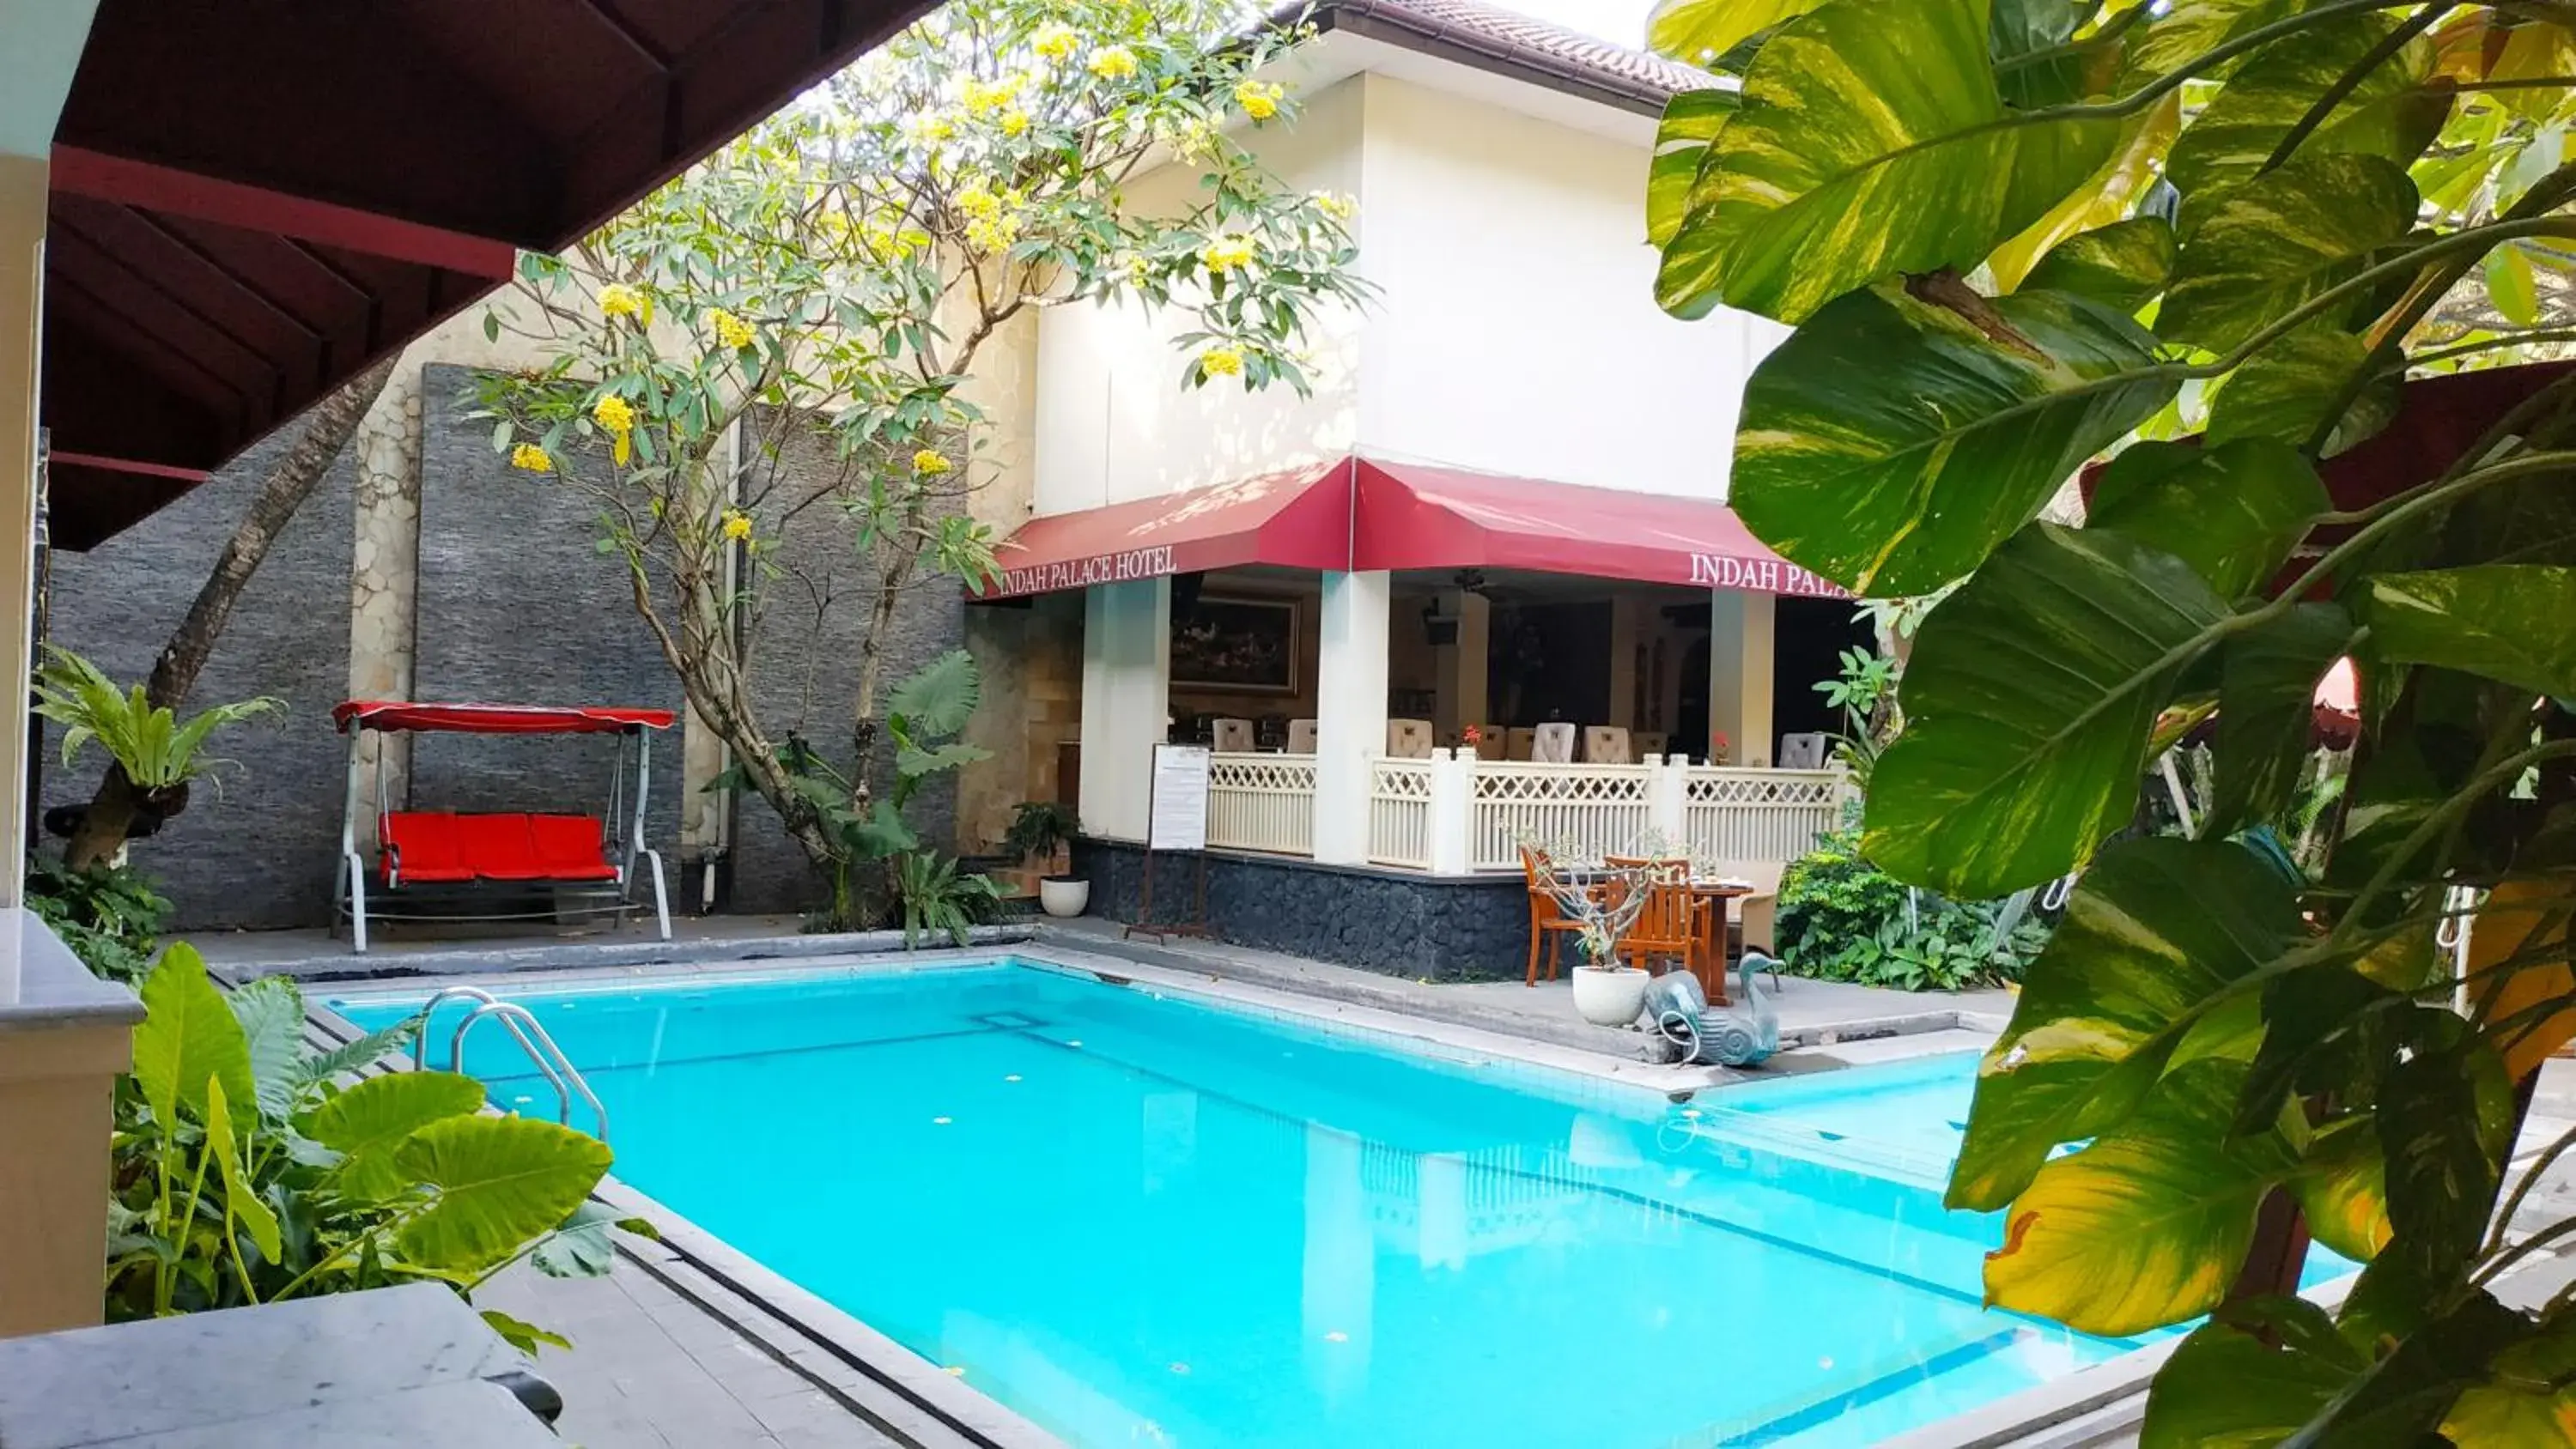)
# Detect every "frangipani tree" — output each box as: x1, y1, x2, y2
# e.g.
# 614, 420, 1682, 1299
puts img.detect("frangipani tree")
1649, 0, 2576, 1436
478, 0, 1364, 926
